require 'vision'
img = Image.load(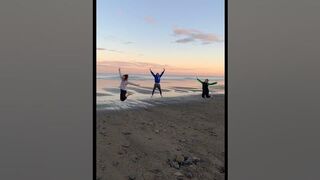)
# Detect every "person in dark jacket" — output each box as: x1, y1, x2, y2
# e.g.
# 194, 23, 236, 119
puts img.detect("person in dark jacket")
197, 77, 217, 98
150, 68, 165, 97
